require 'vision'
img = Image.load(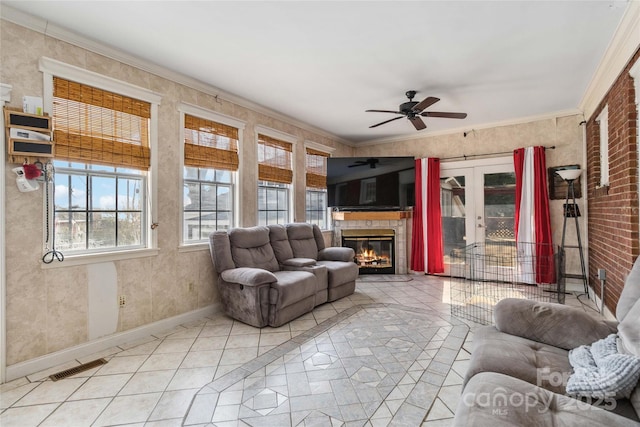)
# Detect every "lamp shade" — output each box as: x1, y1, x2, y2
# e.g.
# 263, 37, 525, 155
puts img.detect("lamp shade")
556, 169, 582, 181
